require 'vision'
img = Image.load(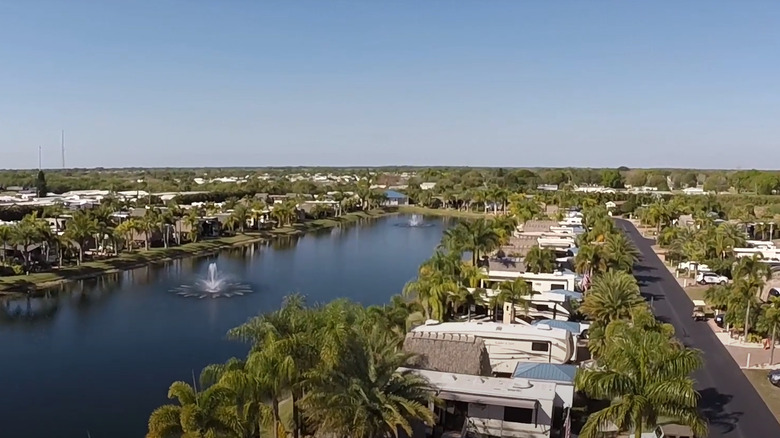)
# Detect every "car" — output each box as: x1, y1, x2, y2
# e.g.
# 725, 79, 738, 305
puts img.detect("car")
677, 261, 711, 273
696, 272, 728, 285
691, 300, 707, 321
769, 369, 780, 387
714, 312, 726, 328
